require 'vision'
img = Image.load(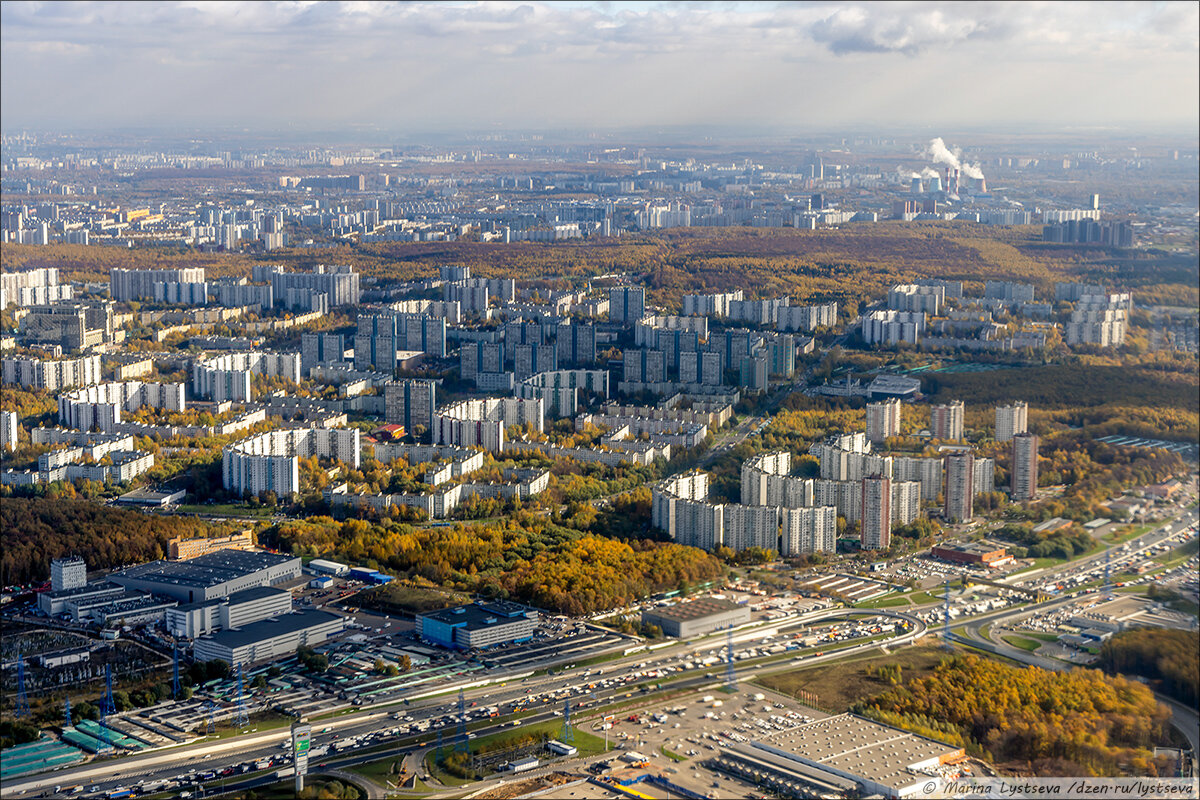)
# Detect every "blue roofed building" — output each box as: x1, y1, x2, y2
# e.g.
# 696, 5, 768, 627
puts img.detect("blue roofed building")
415, 601, 538, 650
